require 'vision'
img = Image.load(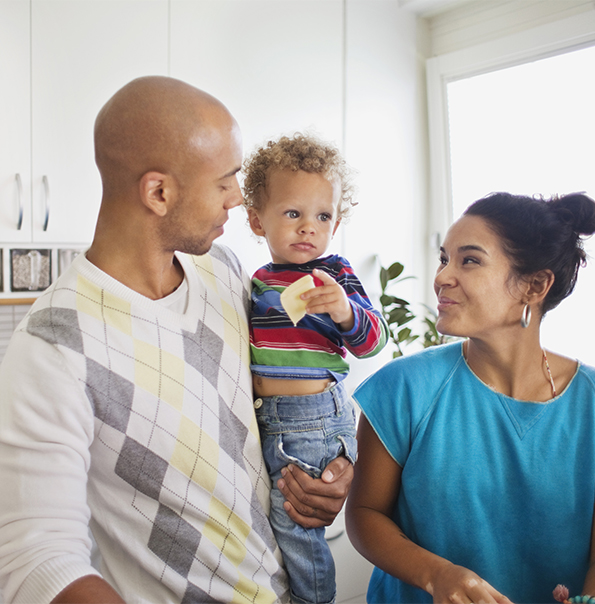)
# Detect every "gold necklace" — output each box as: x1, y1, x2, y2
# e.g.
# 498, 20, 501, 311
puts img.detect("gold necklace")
542, 349, 557, 398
